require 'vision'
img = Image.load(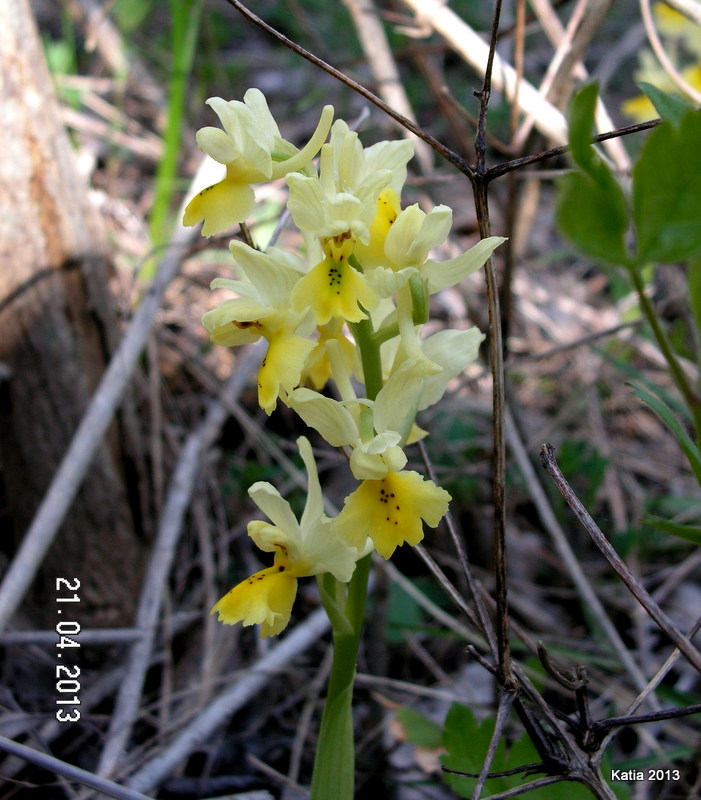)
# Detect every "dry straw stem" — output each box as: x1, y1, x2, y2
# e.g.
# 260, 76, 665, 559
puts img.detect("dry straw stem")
96, 343, 265, 781
522, 0, 630, 170
0, 736, 154, 800
666, 0, 701, 23
397, 0, 569, 144
341, 0, 435, 172
125, 607, 331, 795
540, 442, 701, 675
640, 0, 701, 104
